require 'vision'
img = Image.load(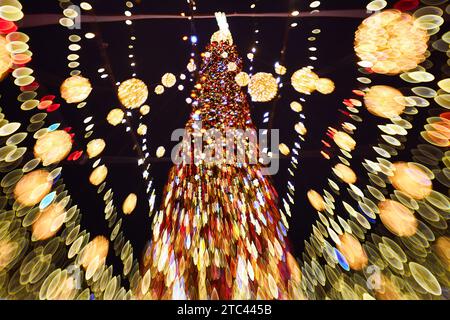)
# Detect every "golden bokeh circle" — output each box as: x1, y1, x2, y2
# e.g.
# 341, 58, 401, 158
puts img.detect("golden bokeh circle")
118, 78, 148, 109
